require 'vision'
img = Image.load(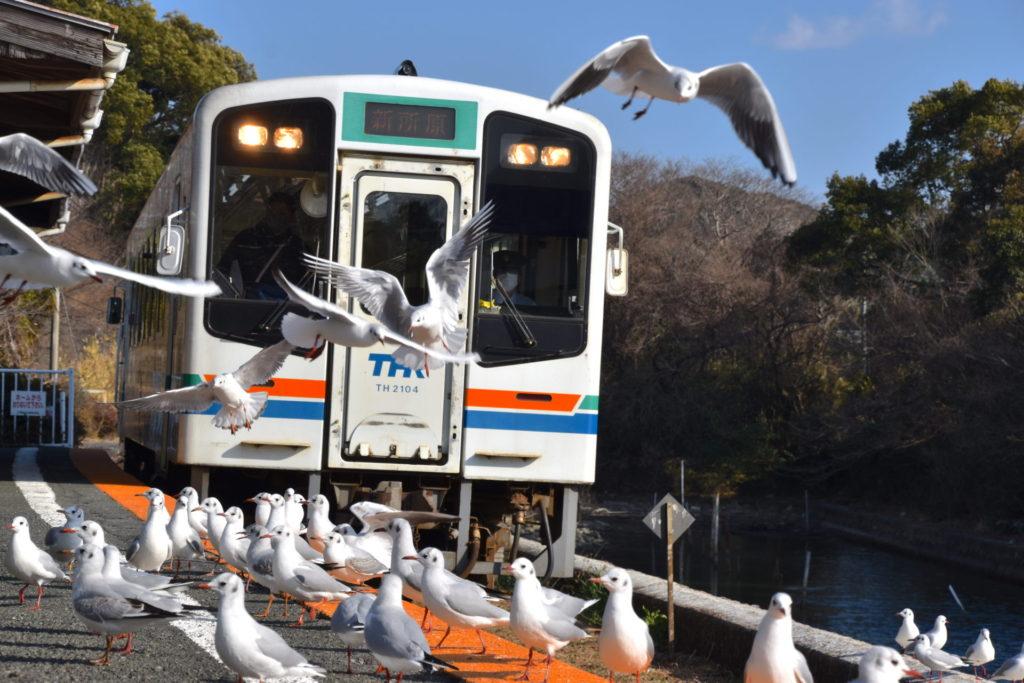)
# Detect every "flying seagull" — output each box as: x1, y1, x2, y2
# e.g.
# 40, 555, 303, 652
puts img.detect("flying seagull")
548, 35, 796, 186
117, 340, 293, 434
276, 270, 480, 368
0, 205, 221, 304
0, 133, 97, 196
302, 200, 494, 375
